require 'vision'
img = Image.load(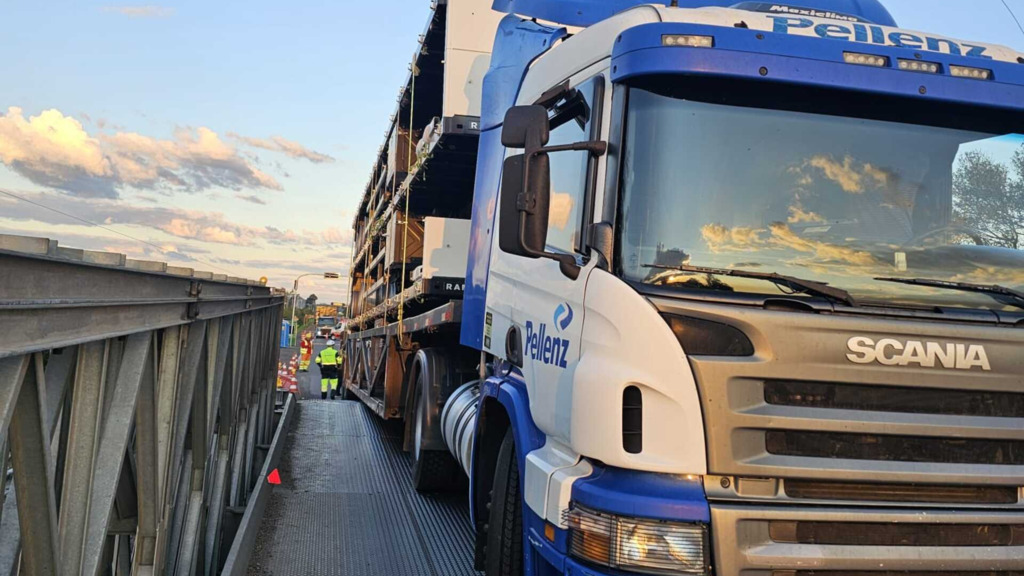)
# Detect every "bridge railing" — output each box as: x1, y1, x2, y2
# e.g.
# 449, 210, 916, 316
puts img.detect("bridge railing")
0, 234, 284, 576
